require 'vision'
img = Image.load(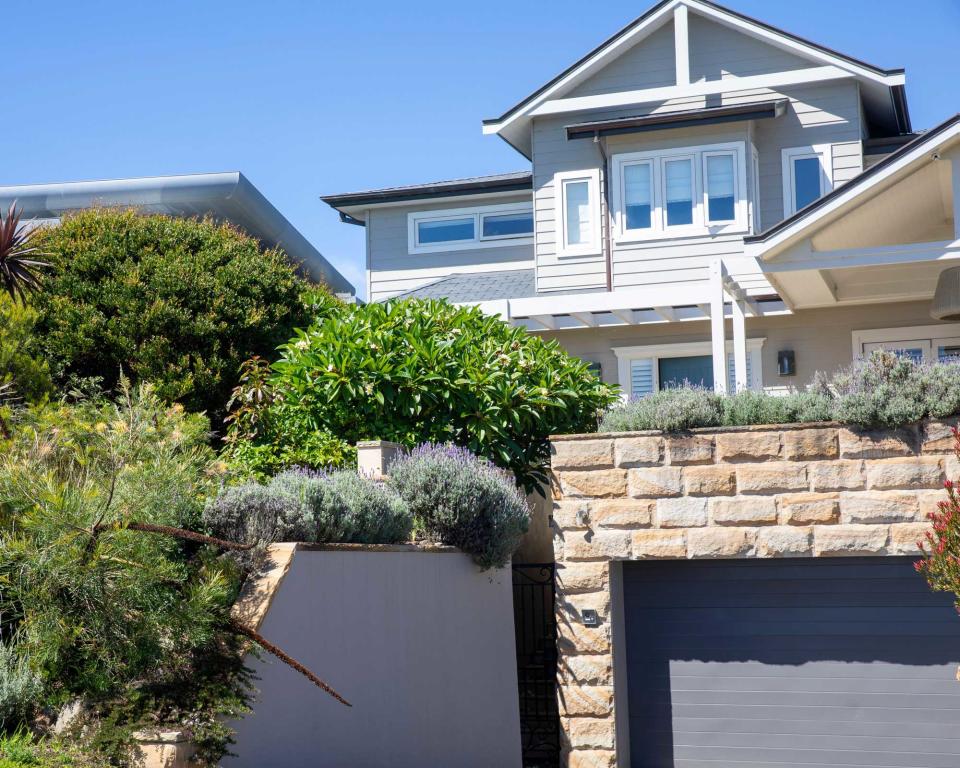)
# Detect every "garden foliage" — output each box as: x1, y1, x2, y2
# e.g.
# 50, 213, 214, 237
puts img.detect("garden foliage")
227, 299, 617, 491
27, 209, 315, 422
917, 427, 960, 605
600, 351, 960, 433
0, 297, 52, 406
